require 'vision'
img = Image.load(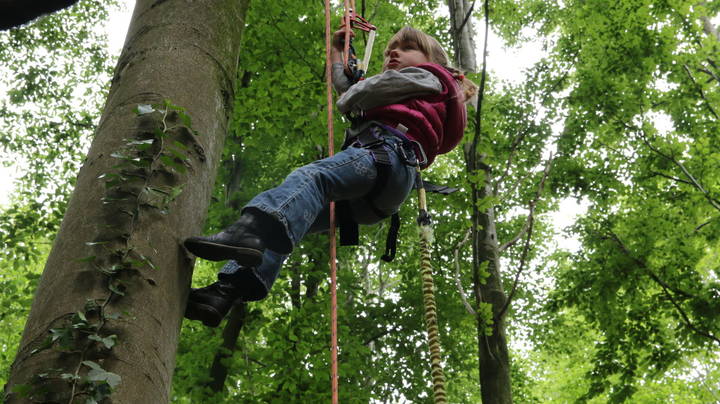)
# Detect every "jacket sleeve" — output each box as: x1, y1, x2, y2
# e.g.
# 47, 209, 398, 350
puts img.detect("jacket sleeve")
331, 63, 353, 94
336, 67, 442, 114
